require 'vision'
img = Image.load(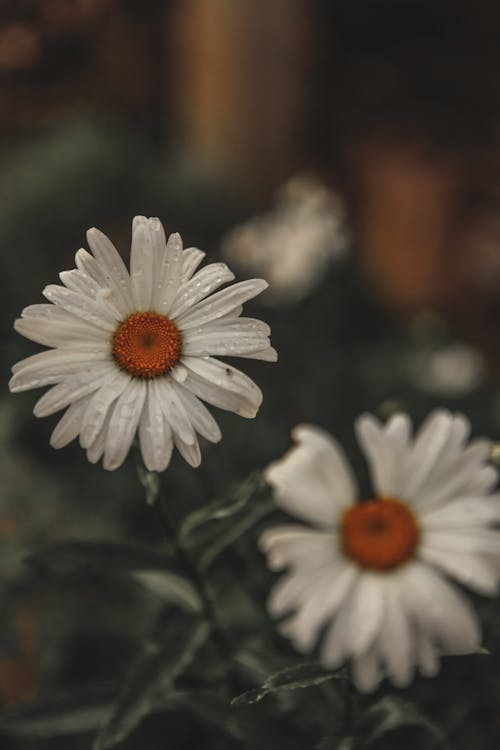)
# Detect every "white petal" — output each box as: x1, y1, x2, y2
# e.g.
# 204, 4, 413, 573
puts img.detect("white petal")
420, 495, 500, 527
148, 217, 168, 301
60, 269, 104, 299
138, 382, 174, 472
376, 575, 414, 687
103, 379, 147, 470
220, 304, 243, 319
320, 574, 385, 666
183, 315, 270, 337
267, 570, 316, 618
171, 381, 221, 443
174, 279, 268, 330
181, 247, 206, 283
173, 431, 201, 467
282, 562, 358, 652
355, 412, 411, 498
75, 248, 108, 287
130, 216, 154, 310
259, 526, 338, 572
33, 363, 116, 417
79, 370, 131, 448
14, 314, 102, 347
152, 378, 196, 445
402, 411, 463, 504
234, 346, 278, 362
265, 424, 357, 528
397, 562, 481, 654
14, 306, 105, 348
43, 284, 118, 329
86, 410, 111, 464
419, 545, 499, 595
416, 632, 439, 677
169, 263, 235, 319
351, 648, 383, 693
182, 323, 270, 358
292, 425, 357, 507
50, 395, 93, 449
155, 232, 184, 316
413, 439, 495, 512
175, 356, 262, 418
421, 527, 500, 555
86, 227, 132, 316
10, 349, 110, 392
